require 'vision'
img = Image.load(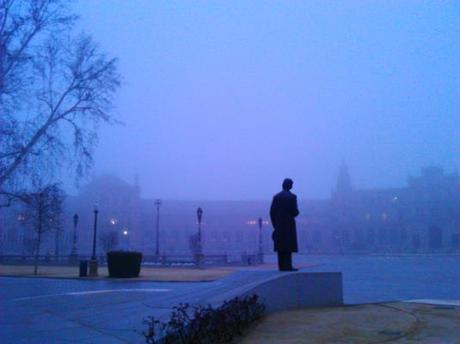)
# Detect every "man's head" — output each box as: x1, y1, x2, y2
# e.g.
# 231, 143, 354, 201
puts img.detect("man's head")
282, 178, 293, 191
